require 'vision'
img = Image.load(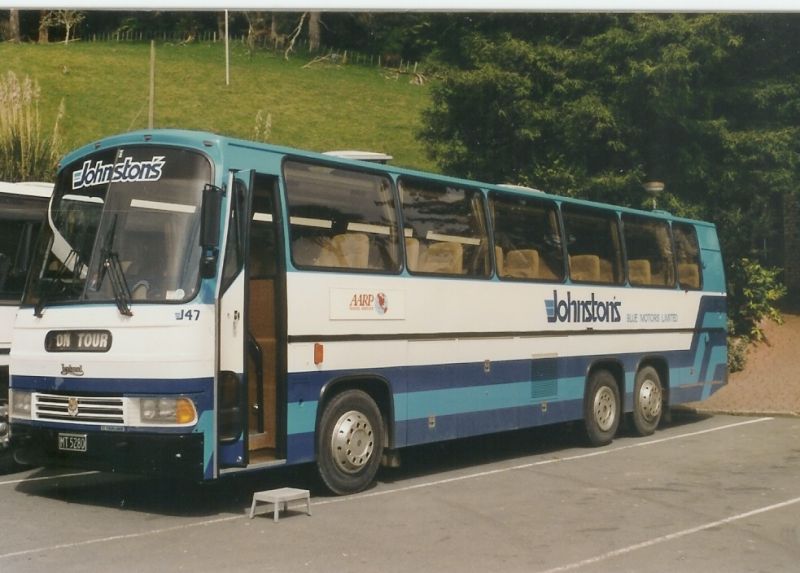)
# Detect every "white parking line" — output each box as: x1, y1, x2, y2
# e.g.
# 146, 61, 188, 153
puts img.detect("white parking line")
536, 495, 800, 573
0, 515, 243, 560
0, 416, 774, 561
0, 471, 97, 487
